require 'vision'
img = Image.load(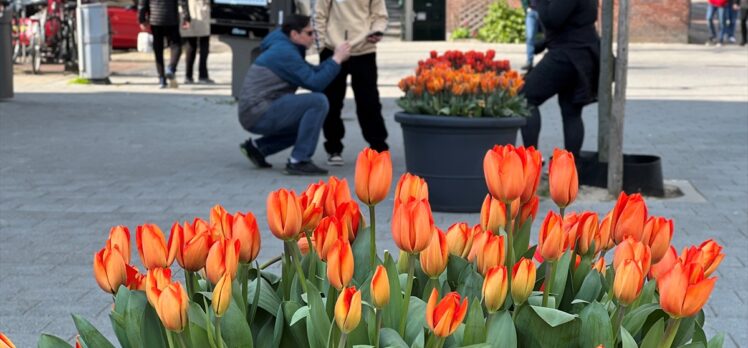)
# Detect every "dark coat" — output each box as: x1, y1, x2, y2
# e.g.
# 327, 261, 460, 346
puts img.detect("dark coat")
139, 0, 190, 26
